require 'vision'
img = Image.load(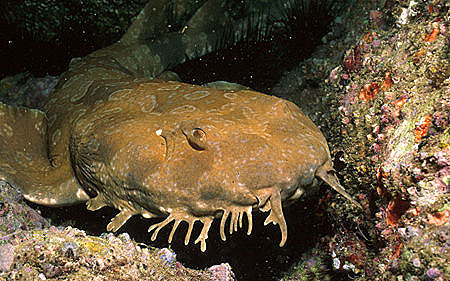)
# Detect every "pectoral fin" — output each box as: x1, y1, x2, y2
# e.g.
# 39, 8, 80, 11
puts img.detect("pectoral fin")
0, 102, 89, 206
